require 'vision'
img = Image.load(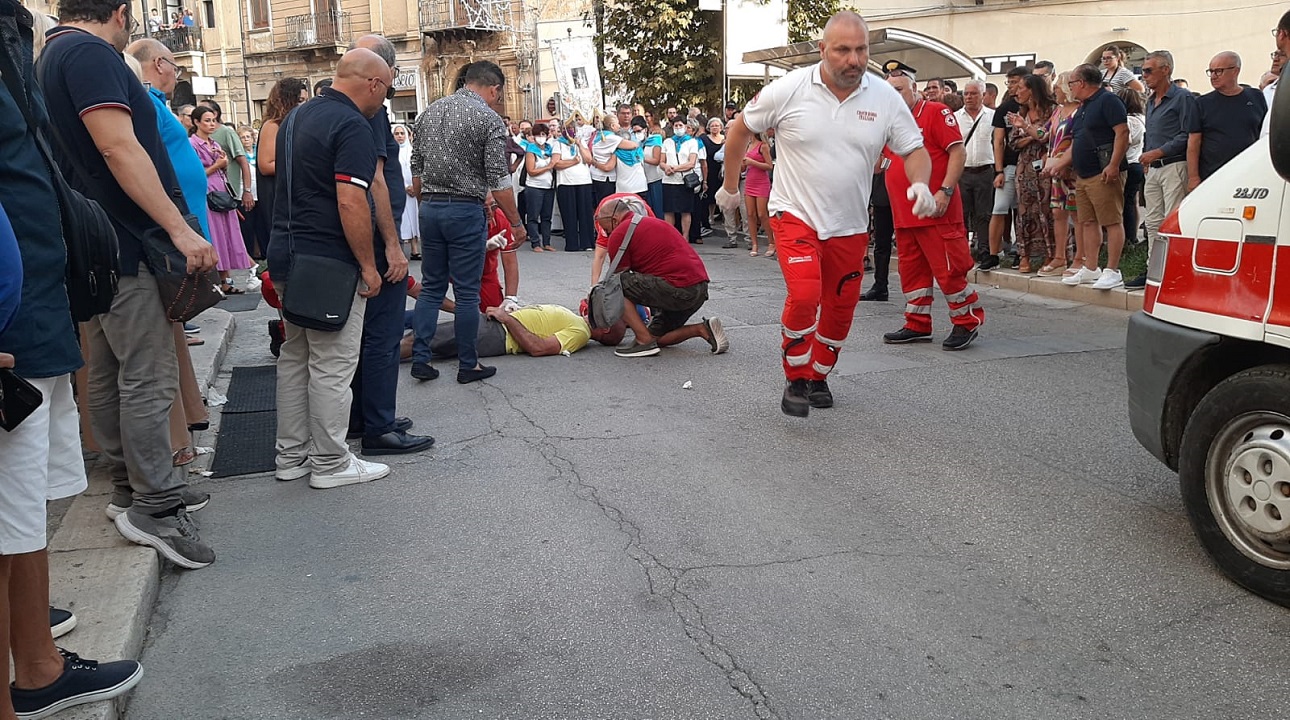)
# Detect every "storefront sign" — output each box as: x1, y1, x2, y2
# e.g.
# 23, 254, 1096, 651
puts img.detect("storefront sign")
973, 53, 1037, 74
393, 68, 418, 92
